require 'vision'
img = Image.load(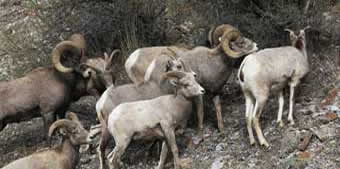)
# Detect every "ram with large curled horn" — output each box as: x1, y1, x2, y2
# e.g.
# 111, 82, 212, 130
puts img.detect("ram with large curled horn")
124, 24, 258, 134
0, 33, 117, 140
1, 112, 93, 169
